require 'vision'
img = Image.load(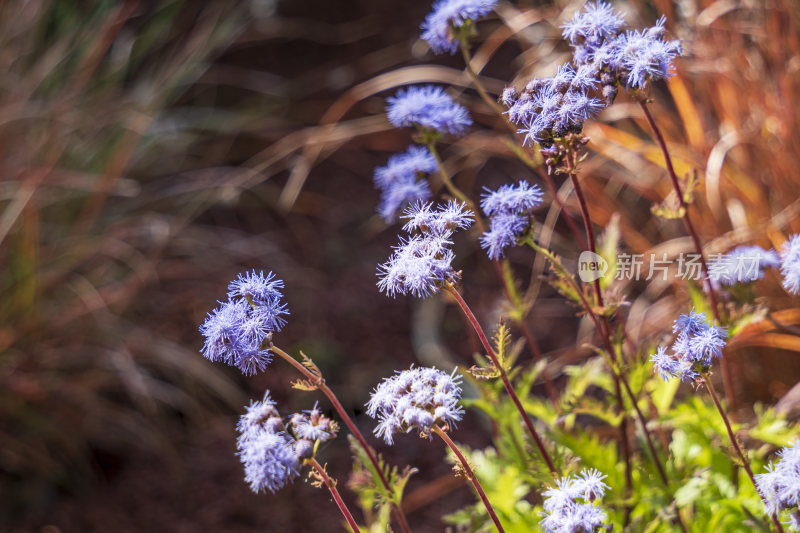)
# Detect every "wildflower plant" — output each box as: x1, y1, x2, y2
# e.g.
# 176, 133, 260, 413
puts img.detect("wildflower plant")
193, 1, 800, 532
